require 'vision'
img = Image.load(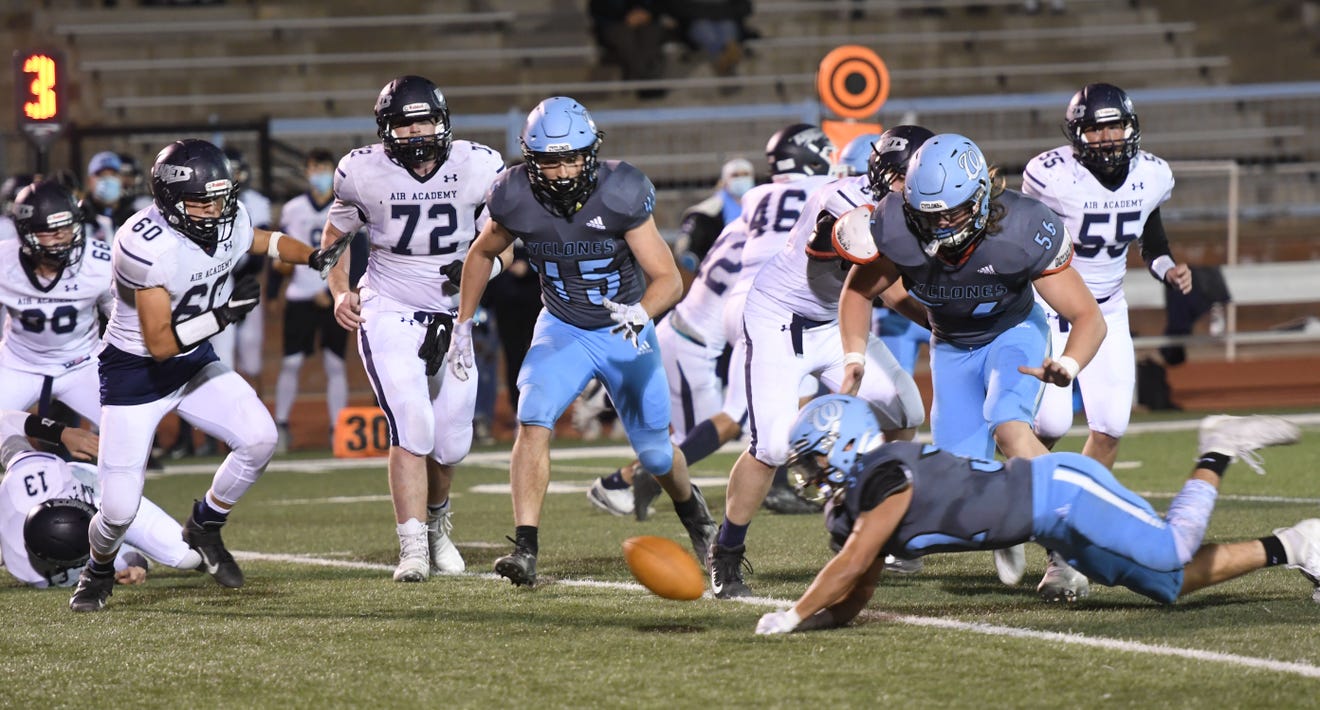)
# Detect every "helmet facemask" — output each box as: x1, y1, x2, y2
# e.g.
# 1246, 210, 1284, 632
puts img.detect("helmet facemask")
167, 181, 241, 249
1068, 117, 1140, 175
523, 143, 601, 218
382, 114, 453, 170
903, 183, 989, 260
